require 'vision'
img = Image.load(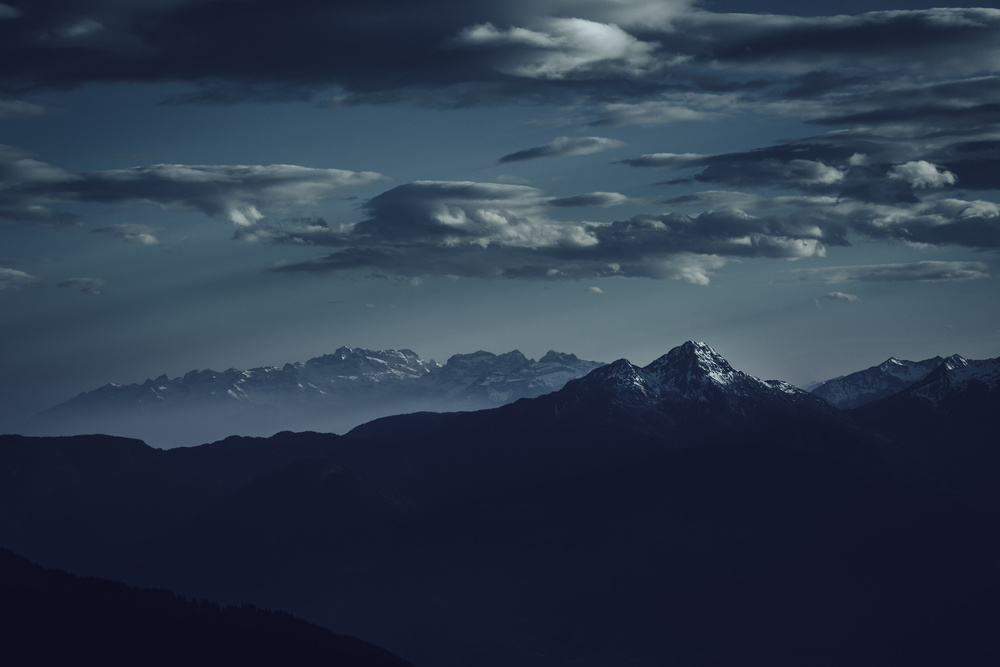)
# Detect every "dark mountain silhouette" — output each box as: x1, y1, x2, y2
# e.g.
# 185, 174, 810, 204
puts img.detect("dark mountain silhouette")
0, 547, 415, 667
849, 353, 1000, 511
2, 341, 999, 666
